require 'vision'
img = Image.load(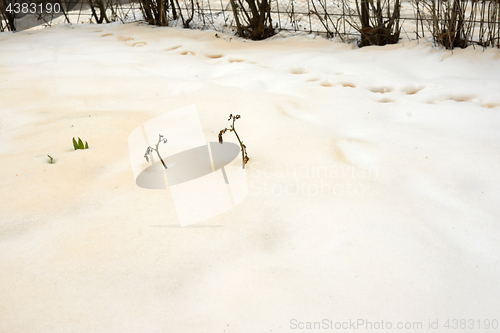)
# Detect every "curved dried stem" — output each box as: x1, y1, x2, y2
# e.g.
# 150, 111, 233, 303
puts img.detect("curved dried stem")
218, 114, 249, 169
